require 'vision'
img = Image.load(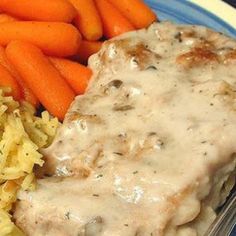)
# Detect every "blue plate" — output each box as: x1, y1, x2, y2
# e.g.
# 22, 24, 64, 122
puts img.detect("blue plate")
145, 0, 236, 235
145, 0, 236, 38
